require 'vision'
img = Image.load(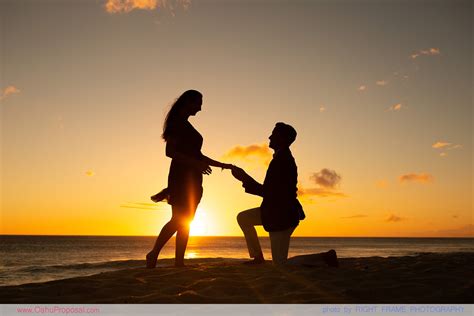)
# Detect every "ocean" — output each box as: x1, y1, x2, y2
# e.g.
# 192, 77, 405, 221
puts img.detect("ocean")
1, 235, 472, 286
